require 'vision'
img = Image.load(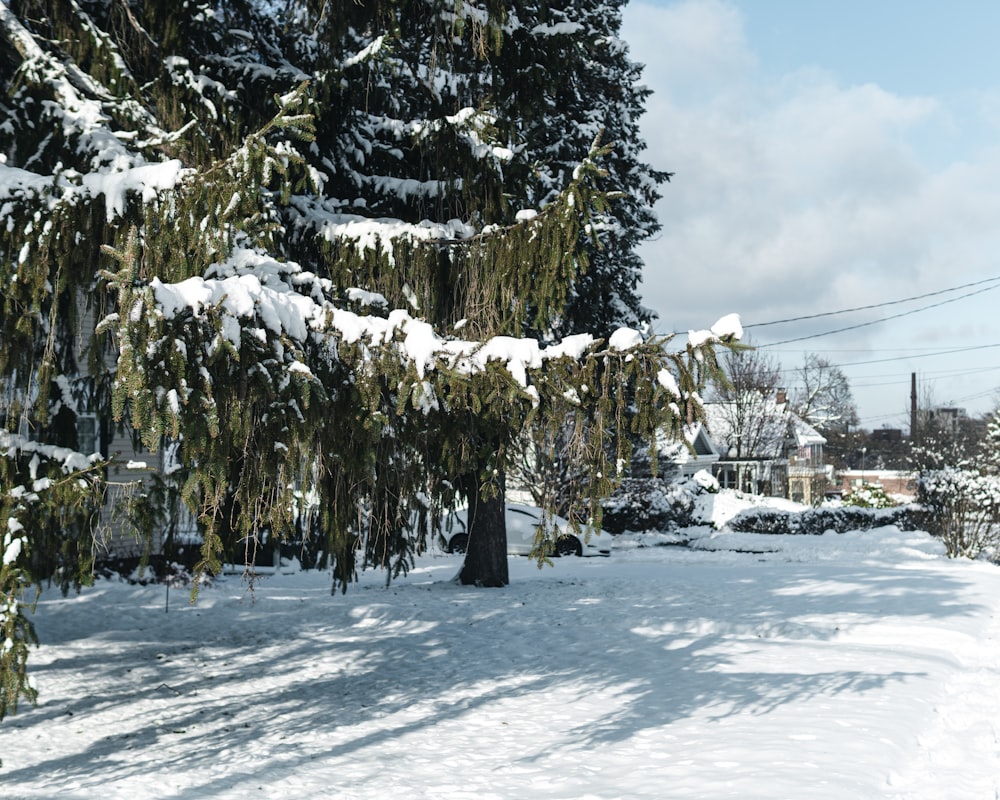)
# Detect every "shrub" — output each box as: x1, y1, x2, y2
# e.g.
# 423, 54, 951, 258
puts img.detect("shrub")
726, 504, 921, 536
843, 482, 897, 509
917, 468, 1000, 559
726, 508, 794, 534
600, 477, 700, 534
